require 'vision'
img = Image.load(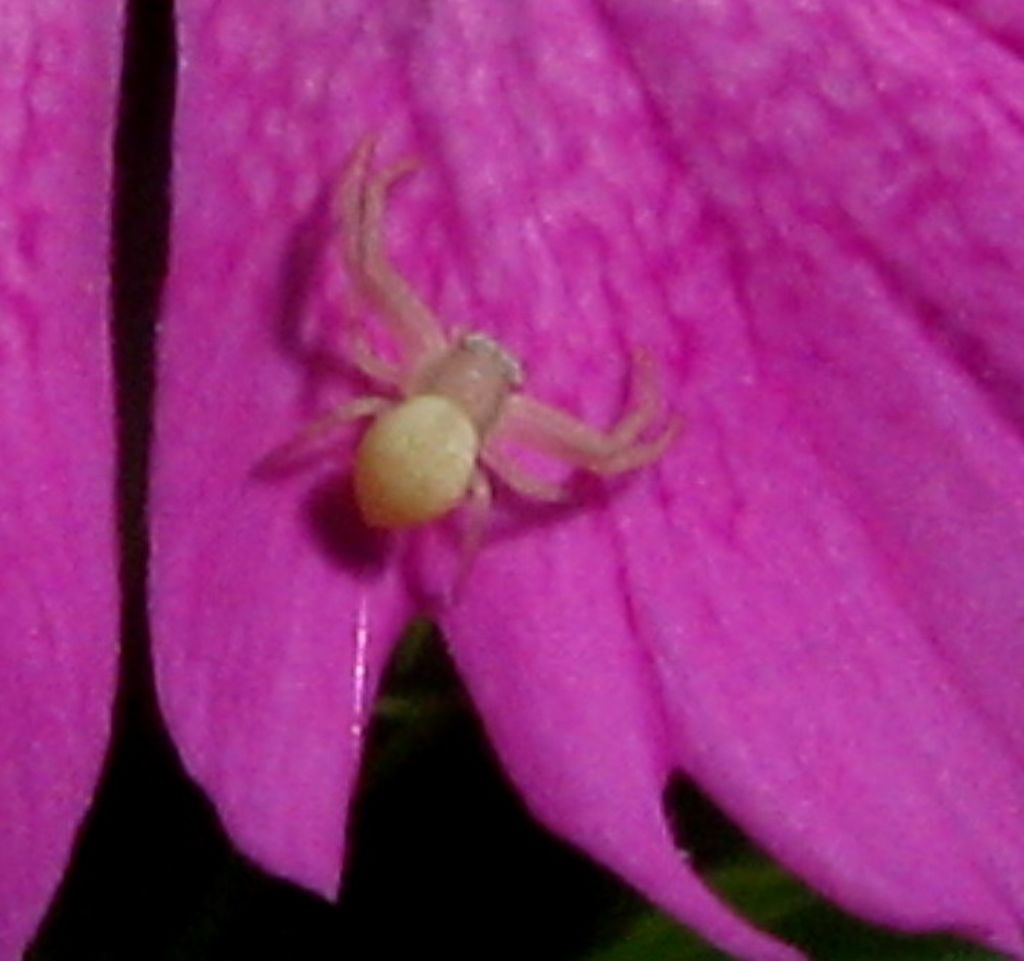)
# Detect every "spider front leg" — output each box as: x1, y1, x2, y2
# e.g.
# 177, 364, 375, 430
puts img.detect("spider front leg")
480, 443, 568, 503
500, 393, 679, 475
339, 136, 447, 374
488, 351, 680, 486
347, 330, 403, 390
